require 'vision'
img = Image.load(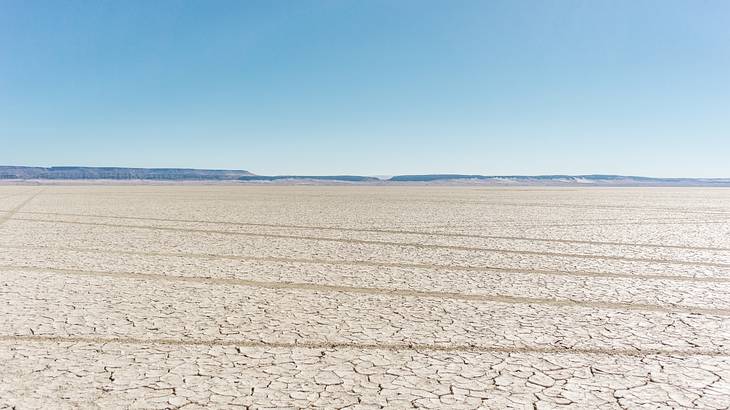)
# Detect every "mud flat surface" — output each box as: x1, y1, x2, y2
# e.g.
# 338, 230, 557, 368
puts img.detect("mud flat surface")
1, 185, 729, 409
